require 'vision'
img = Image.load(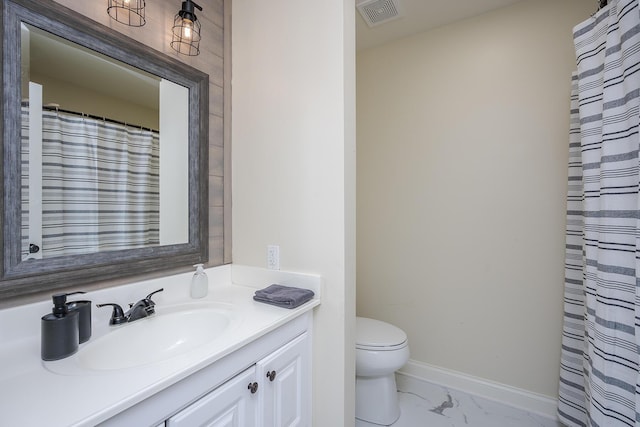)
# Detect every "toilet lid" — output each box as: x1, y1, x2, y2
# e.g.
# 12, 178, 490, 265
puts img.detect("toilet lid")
356, 317, 407, 349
